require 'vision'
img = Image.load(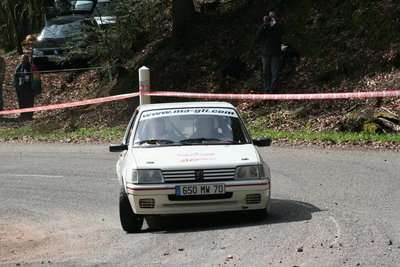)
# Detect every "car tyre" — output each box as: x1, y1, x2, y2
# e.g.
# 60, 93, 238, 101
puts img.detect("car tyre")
119, 186, 143, 233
